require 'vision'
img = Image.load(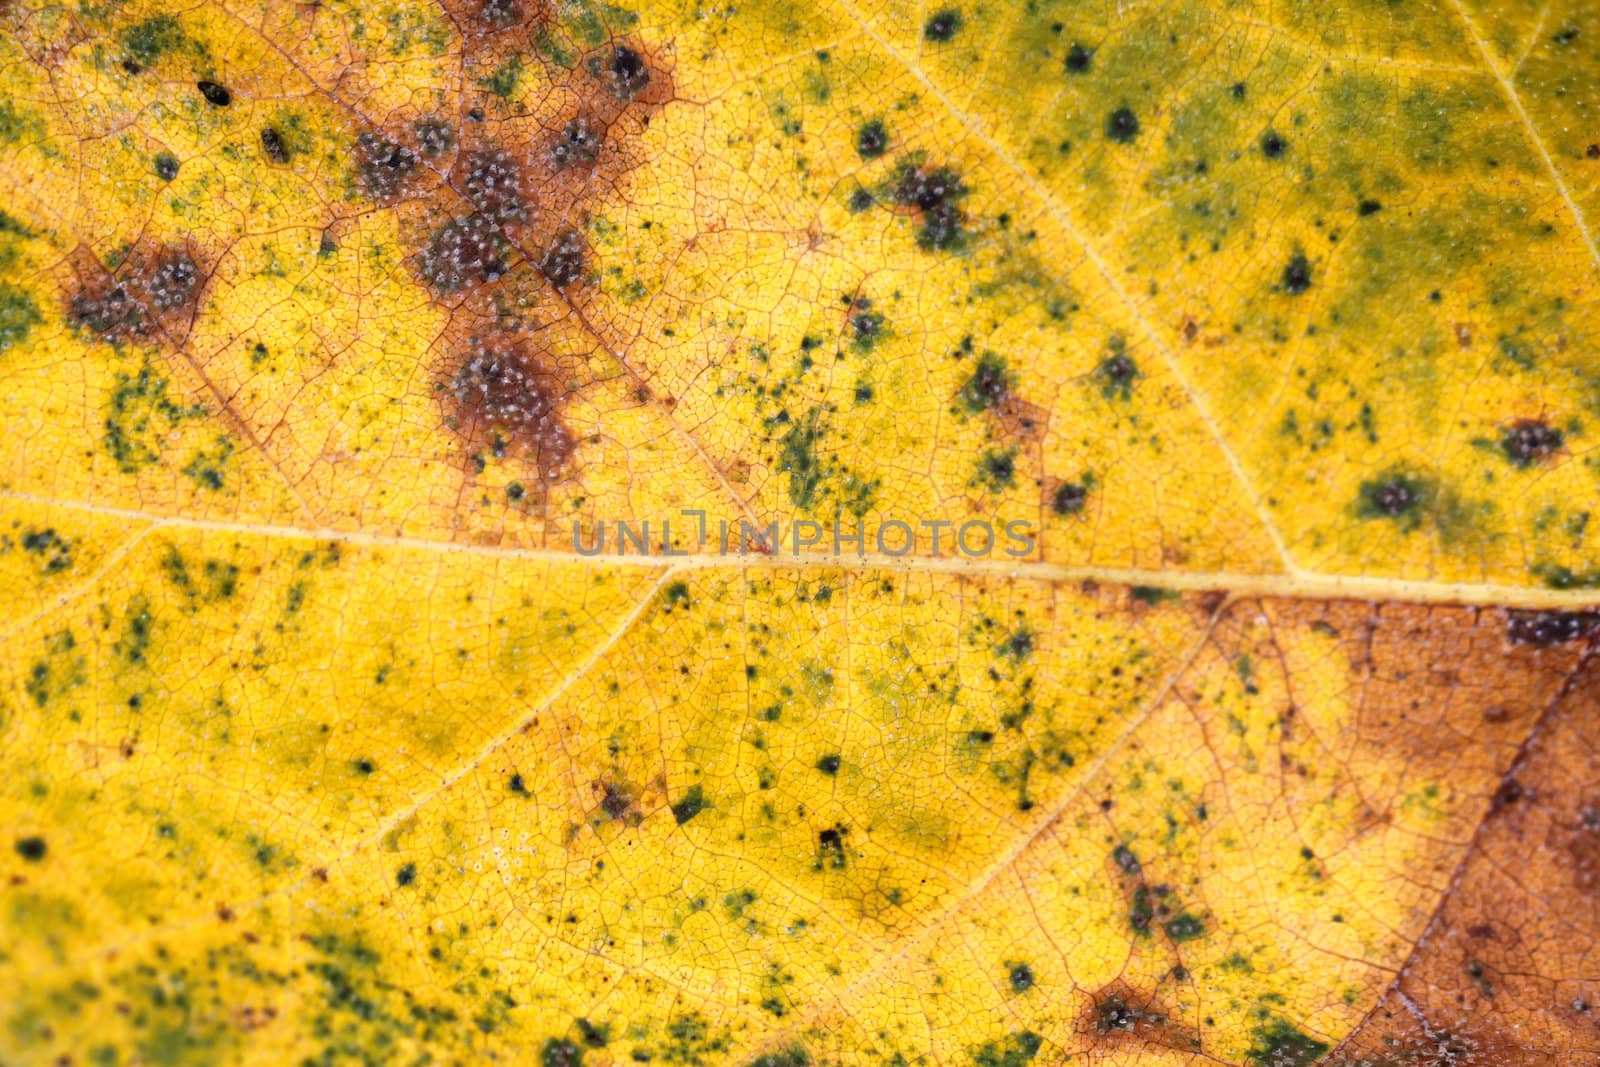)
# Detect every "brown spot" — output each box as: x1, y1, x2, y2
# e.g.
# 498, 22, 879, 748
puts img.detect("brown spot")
67, 241, 207, 345
439, 0, 551, 36
459, 146, 527, 223
418, 214, 508, 293
593, 777, 641, 825
1453, 322, 1472, 348
1079, 982, 1199, 1053
441, 331, 577, 482
538, 227, 588, 289
355, 131, 422, 200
